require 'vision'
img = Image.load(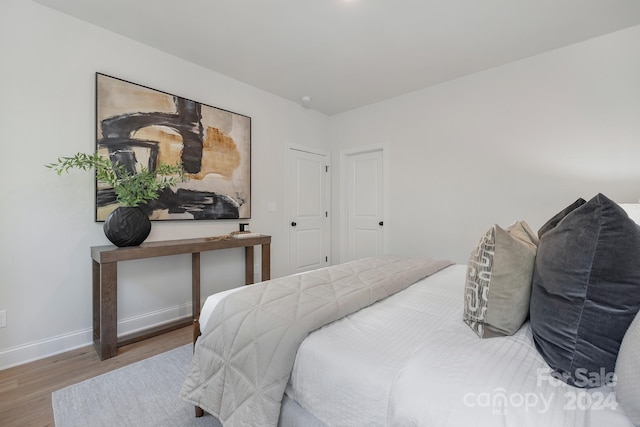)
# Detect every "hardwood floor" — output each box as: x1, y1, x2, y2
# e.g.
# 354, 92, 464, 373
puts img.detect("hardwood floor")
0, 326, 192, 427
